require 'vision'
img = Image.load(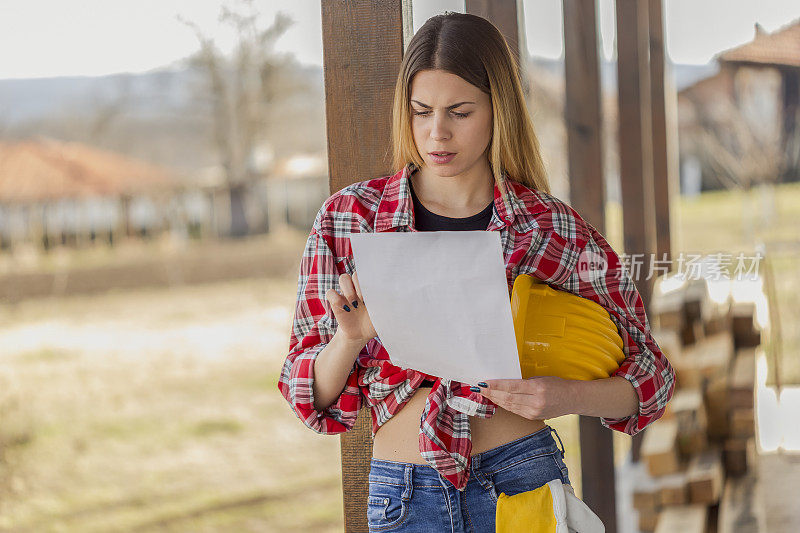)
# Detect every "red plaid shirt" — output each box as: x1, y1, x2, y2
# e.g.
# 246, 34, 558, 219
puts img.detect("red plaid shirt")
277, 162, 675, 491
